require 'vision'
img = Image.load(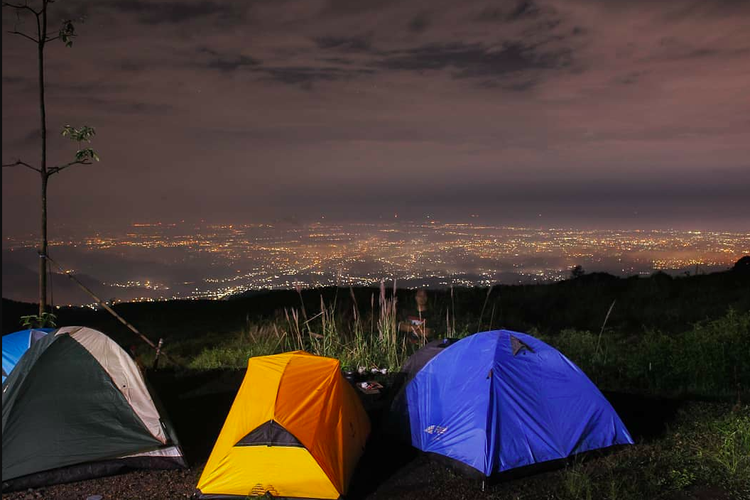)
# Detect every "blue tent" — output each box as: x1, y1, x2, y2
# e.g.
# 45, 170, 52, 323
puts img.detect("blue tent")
394, 330, 633, 477
2, 329, 53, 383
